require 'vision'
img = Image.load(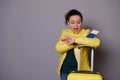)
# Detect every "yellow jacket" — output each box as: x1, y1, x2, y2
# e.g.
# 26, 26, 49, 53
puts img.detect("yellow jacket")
55, 28, 100, 75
